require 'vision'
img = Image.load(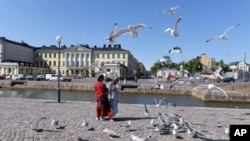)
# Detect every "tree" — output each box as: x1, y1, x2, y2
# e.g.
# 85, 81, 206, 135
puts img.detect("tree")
181, 58, 202, 75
